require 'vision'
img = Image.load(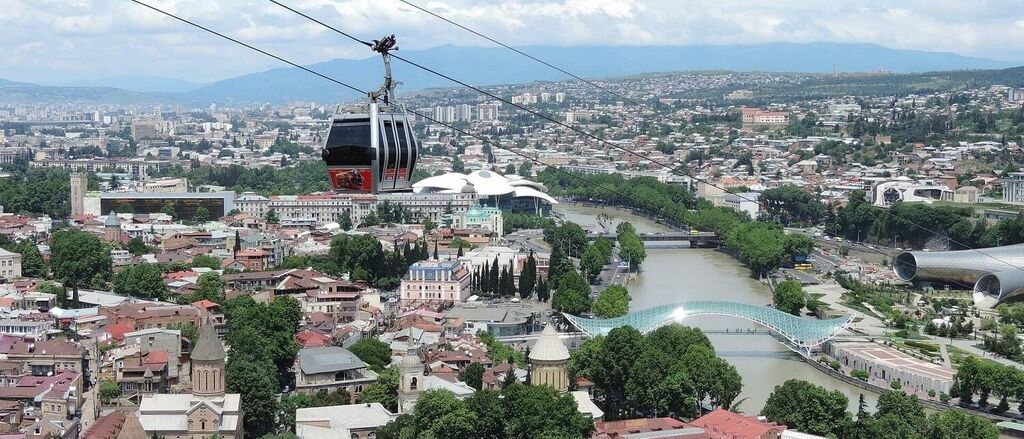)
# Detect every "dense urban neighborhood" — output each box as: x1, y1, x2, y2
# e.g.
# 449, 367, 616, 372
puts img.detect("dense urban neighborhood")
5, 2, 1024, 438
